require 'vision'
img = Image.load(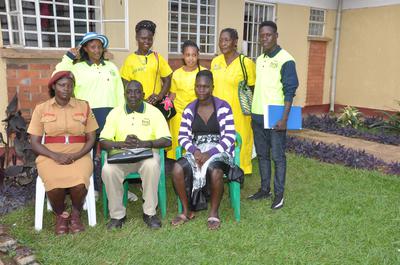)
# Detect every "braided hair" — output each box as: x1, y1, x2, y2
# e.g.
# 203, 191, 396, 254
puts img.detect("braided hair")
135, 20, 156, 35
